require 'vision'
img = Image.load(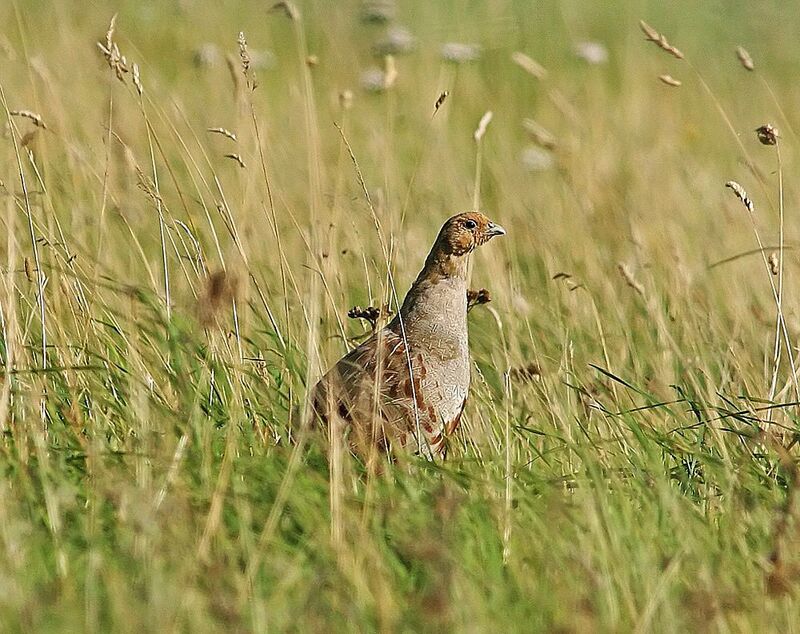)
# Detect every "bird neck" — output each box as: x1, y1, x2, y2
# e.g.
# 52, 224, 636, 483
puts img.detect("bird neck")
420, 247, 470, 282
397, 249, 469, 318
